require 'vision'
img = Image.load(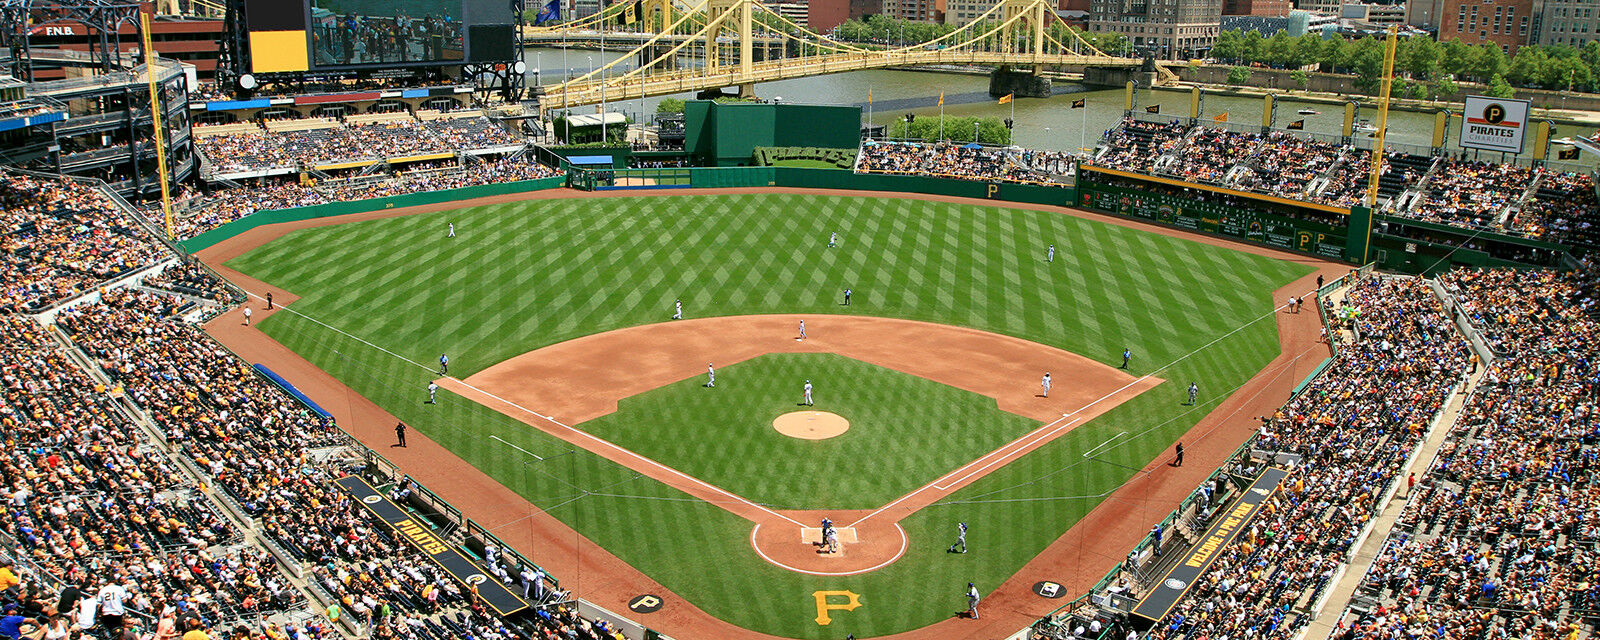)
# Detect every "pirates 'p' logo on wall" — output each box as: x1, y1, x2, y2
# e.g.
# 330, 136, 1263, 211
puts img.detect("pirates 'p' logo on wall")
1482, 102, 1507, 125
812, 590, 862, 625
